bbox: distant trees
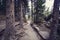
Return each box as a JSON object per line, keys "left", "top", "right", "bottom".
{"left": 34, "top": 0, "right": 45, "bottom": 24}
{"left": 0, "top": 0, "right": 6, "bottom": 15}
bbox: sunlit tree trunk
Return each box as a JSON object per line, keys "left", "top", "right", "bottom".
{"left": 48, "top": 0, "right": 59, "bottom": 40}
{"left": 31, "top": 0, "right": 34, "bottom": 24}
{"left": 4, "top": 0, "right": 15, "bottom": 40}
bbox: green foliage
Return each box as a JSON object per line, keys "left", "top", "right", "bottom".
{"left": 43, "top": 8, "right": 51, "bottom": 17}
{"left": 37, "top": 0, "right": 45, "bottom": 17}
{"left": 38, "top": 0, "right": 45, "bottom": 10}
{"left": 34, "top": 0, "right": 45, "bottom": 23}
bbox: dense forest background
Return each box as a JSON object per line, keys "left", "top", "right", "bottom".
{"left": 0, "top": 0, "right": 60, "bottom": 40}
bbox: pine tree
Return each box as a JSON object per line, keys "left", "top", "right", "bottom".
{"left": 34, "top": 0, "right": 45, "bottom": 23}
{"left": 48, "top": 0, "right": 59, "bottom": 40}
{"left": 4, "top": 0, "right": 15, "bottom": 40}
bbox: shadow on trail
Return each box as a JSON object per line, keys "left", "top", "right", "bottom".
{"left": 30, "top": 23, "right": 46, "bottom": 40}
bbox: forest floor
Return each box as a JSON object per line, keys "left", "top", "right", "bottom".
{"left": 20, "top": 21, "right": 41, "bottom": 40}
{"left": 0, "top": 20, "right": 50, "bottom": 40}
{"left": 20, "top": 20, "right": 50, "bottom": 40}
{"left": 0, "top": 20, "right": 41, "bottom": 40}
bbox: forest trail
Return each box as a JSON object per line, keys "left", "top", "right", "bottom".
{"left": 0, "top": 20, "right": 41, "bottom": 40}
{"left": 0, "top": 20, "right": 49, "bottom": 40}
{"left": 20, "top": 20, "right": 41, "bottom": 40}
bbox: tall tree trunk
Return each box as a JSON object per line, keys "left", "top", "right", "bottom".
{"left": 31, "top": 0, "right": 35, "bottom": 23}
{"left": 23, "top": 4, "right": 27, "bottom": 23}
{"left": 4, "top": 0, "right": 15, "bottom": 40}
{"left": 48, "top": 0, "right": 59, "bottom": 40}
{"left": 18, "top": 0, "right": 23, "bottom": 28}
{"left": 14, "top": 1, "right": 24, "bottom": 39}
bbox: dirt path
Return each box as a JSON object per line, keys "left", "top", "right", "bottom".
{"left": 20, "top": 21, "right": 40, "bottom": 40}
{"left": 0, "top": 20, "right": 40, "bottom": 40}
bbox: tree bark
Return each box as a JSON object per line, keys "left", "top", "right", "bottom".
{"left": 48, "top": 0, "right": 59, "bottom": 40}
{"left": 23, "top": 4, "right": 27, "bottom": 23}
{"left": 18, "top": 0, "right": 23, "bottom": 28}
{"left": 4, "top": 0, "right": 15, "bottom": 40}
